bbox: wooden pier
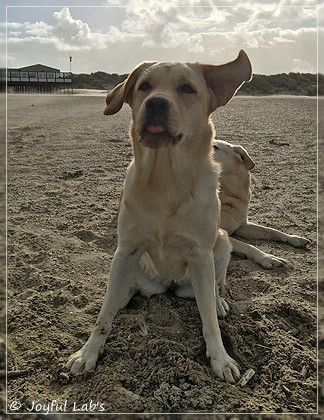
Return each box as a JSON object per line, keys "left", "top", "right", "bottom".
{"left": 0, "top": 64, "right": 73, "bottom": 93}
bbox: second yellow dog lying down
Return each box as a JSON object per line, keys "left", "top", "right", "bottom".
{"left": 213, "top": 140, "right": 310, "bottom": 269}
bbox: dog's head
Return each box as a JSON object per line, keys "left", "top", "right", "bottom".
{"left": 104, "top": 50, "right": 252, "bottom": 150}
{"left": 213, "top": 140, "right": 255, "bottom": 172}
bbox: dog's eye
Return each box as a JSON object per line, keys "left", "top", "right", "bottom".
{"left": 138, "top": 81, "right": 151, "bottom": 92}
{"left": 179, "top": 84, "right": 196, "bottom": 94}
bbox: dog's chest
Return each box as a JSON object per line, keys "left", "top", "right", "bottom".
{"left": 119, "top": 159, "right": 220, "bottom": 280}
{"left": 142, "top": 230, "right": 194, "bottom": 281}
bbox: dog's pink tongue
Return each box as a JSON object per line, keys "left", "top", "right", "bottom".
{"left": 146, "top": 124, "right": 165, "bottom": 134}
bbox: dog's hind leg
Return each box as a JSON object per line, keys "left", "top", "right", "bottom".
{"left": 176, "top": 228, "right": 231, "bottom": 318}
{"left": 120, "top": 259, "right": 170, "bottom": 309}
{"left": 230, "top": 237, "right": 287, "bottom": 269}
{"left": 120, "top": 284, "right": 138, "bottom": 309}
{"left": 175, "top": 282, "right": 195, "bottom": 298}
{"left": 175, "top": 280, "right": 229, "bottom": 318}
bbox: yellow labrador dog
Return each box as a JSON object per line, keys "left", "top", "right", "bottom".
{"left": 66, "top": 50, "right": 252, "bottom": 383}
{"left": 213, "top": 140, "right": 310, "bottom": 268}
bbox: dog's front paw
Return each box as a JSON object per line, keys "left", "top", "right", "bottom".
{"left": 66, "top": 344, "right": 99, "bottom": 375}
{"left": 216, "top": 296, "right": 230, "bottom": 318}
{"left": 288, "top": 235, "right": 310, "bottom": 248}
{"left": 210, "top": 354, "right": 240, "bottom": 384}
{"left": 259, "top": 253, "right": 287, "bottom": 269}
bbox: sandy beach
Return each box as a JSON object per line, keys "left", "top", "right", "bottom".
{"left": 6, "top": 92, "right": 319, "bottom": 414}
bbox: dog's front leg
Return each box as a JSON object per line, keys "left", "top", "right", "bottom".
{"left": 66, "top": 246, "right": 143, "bottom": 374}
{"left": 230, "top": 237, "right": 287, "bottom": 269}
{"left": 190, "top": 251, "right": 240, "bottom": 384}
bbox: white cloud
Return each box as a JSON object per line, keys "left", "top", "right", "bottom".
{"left": 5, "top": 7, "right": 113, "bottom": 54}
{"left": 2, "top": 22, "right": 26, "bottom": 29}
{"left": 277, "top": 0, "right": 317, "bottom": 6}
{"left": 2, "top": 3, "right": 319, "bottom": 74}
{"left": 178, "top": 7, "right": 230, "bottom": 28}
{"left": 25, "top": 21, "right": 52, "bottom": 37}
{"left": 53, "top": 8, "right": 91, "bottom": 42}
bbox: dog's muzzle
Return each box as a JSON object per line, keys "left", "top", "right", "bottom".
{"left": 138, "top": 96, "right": 183, "bottom": 149}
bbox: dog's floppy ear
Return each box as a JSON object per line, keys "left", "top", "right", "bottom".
{"left": 103, "top": 82, "right": 126, "bottom": 115}
{"left": 233, "top": 145, "right": 255, "bottom": 170}
{"left": 199, "top": 50, "right": 252, "bottom": 111}
{"left": 103, "top": 62, "right": 155, "bottom": 115}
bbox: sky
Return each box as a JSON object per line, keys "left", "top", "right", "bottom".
{"left": 0, "top": 0, "right": 323, "bottom": 76}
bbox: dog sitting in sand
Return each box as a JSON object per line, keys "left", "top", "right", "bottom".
{"left": 66, "top": 50, "right": 252, "bottom": 383}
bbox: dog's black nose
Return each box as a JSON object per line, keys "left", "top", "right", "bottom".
{"left": 145, "top": 96, "right": 170, "bottom": 113}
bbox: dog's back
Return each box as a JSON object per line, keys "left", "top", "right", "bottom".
{"left": 213, "top": 140, "right": 254, "bottom": 233}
